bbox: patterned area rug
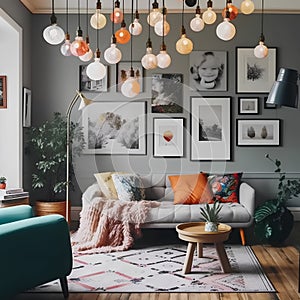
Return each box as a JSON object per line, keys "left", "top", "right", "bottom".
{"left": 35, "top": 244, "right": 275, "bottom": 293}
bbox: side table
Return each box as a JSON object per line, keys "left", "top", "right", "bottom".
{"left": 176, "top": 222, "right": 232, "bottom": 274}
{"left": 0, "top": 197, "right": 30, "bottom": 208}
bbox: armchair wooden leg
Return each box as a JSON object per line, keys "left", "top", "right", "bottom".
{"left": 239, "top": 228, "right": 246, "bottom": 246}
{"left": 59, "top": 277, "right": 69, "bottom": 299}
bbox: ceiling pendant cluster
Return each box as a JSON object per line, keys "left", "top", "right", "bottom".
{"left": 43, "top": 0, "right": 263, "bottom": 97}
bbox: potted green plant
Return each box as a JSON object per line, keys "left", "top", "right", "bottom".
{"left": 0, "top": 177, "right": 7, "bottom": 189}
{"left": 200, "top": 201, "right": 222, "bottom": 232}
{"left": 254, "top": 154, "right": 300, "bottom": 245}
{"left": 27, "top": 112, "right": 85, "bottom": 217}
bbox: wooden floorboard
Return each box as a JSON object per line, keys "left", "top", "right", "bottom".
{"left": 13, "top": 245, "right": 299, "bottom": 300}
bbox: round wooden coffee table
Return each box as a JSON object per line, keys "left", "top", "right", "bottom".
{"left": 176, "top": 222, "right": 232, "bottom": 274}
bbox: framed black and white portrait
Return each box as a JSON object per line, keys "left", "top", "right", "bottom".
{"left": 189, "top": 51, "right": 227, "bottom": 91}
{"left": 151, "top": 73, "right": 183, "bottom": 113}
{"left": 236, "top": 47, "right": 276, "bottom": 93}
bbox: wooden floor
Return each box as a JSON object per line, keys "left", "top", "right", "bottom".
{"left": 13, "top": 245, "right": 299, "bottom": 300}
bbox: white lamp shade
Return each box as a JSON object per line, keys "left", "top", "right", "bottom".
{"left": 43, "top": 24, "right": 65, "bottom": 45}
{"left": 141, "top": 48, "right": 157, "bottom": 69}
{"left": 154, "top": 19, "right": 170, "bottom": 36}
{"left": 86, "top": 58, "right": 106, "bottom": 81}
{"left": 216, "top": 19, "right": 236, "bottom": 41}
{"left": 129, "top": 19, "right": 143, "bottom": 36}
{"left": 121, "top": 77, "right": 140, "bottom": 98}
{"left": 240, "top": 0, "right": 255, "bottom": 14}
{"left": 254, "top": 42, "right": 268, "bottom": 58}
{"left": 157, "top": 50, "right": 171, "bottom": 69}
{"left": 147, "top": 10, "right": 163, "bottom": 27}
{"left": 79, "top": 48, "right": 94, "bottom": 62}
{"left": 202, "top": 8, "right": 217, "bottom": 25}
{"left": 104, "top": 43, "right": 122, "bottom": 64}
{"left": 176, "top": 35, "right": 193, "bottom": 55}
{"left": 60, "top": 39, "right": 72, "bottom": 56}
{"left": 190, "top": 15, "right": 205, "bottom": 32}
{"left": 90, "top": 10, "right": 107, "bottom": 29}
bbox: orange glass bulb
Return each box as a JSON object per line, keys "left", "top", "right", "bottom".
{"left": 115, "top": 27, "right": 131, "bottom": 44}
{"left": 110, "top": 8, "right": 123, "bottom": 24}
{"left": 222, "top": 4, "right": 238, "bottom": 20}
{"left": 71, "top": 36, "right": 89, "bottom": 56}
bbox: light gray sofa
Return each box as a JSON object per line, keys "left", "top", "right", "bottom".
{"left": 82, "top": 174, "right": 255, "bottom": 245}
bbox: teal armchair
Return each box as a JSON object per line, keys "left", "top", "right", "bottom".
{"left": 0, "top": 205, "right": 73, "bottom": 299}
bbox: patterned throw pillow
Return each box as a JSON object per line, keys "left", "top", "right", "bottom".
{"left": 111, "top": 174, "right": 146, "bottom": 202}
{"left": 208, "top": 173, "right": 243, "bottom": 203}
{"left": 168, "top": 173, "right": 214, "bottom": 205}
{"left": 94, "top": 172, "right": 122, "bottom": 199}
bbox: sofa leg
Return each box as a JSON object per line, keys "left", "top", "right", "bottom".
{"left": 239, "top": 228, "right": 246, "bottom": 246}
{"left": 59, "top": 277, "right": 69, "bottom": 299}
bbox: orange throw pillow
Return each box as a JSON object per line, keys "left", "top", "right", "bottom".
{"left": 168, "top": 173, "right": 214, "bottom": 204}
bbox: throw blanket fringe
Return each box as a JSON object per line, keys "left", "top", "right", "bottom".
{"left": 72, "top": 198, "right": 160, "bottom": 254}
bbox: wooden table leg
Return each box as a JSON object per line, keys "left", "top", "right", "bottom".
{"left": 183, "top": 242, "right": 196, "bottom": 274}
{"left": 215, "top": 242, "right": 231, "bottom": 273}
{"left": 197, "top": 243, "right": 203, "bottom": 258}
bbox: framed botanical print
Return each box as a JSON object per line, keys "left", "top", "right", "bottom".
{"left": 236, "top": 119, "right": 281, "bottom": 146}
{"left": 82, "top": 101, "right": 146, "bottom": 155}
{"left": 238, "top": 97, "right": 259, "bottom": 115}
{"left": 190, "top": 96, "right": 231, "bottom": 160}
{"left": 0, "top": 76, "right": 7, "bottom": 108}
{"left": 79, "top": 65, "right": 109, "bottom": 93}
{"left": 153, "top": 118, "right": 185, "bottom": 157}
{"left": 189, "top": 51, "right": 227, "bottom": 91}
{"left": 236, "top": 47, "right": 276, "bottom": 93}
{"left": 116, "top": 61, "right": 144, "bottom": 93}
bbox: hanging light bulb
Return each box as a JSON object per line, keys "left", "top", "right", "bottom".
{"left": 157, "top": 44, "right": 171, "bottom": 69}
{"left": 129, "top": 11, "right": 143, "bottom": 36}
{"left": 142, "top": 39, "right": 157, "bottom": 69}
{"left": 254, "top": 0, "right": 268, "bottom": 58}
{"left": 202, "top": 0, "right": 217, "bottom": 25}
{"left": 60, "top": 34, "right": 72, "bottom": 56}
{"left": 121, "top": 68, "right": 140, "bottom": 98}
{"left": 190, "top": 3, "right": 205, "bottom": 32}
{"left": 86, "top": 49, "right": 107, "bottom": 80}
{"left": 115, "top": 20, "right": 131, "bottom": 44}
{"left": 240, "top": 0, "right": 255, "bottom": 15}
{"left": 71, "top": 28, "right": 89, "bottom": 56}
{"left": 147, "top": 0, "right": 163, "bottom": 27}
{"left": 90, "top": 0, "right": 107, "bottom": 29}
{"left": 79, "top": 37, "right": 93, "bottom": 61}
{"left": 222, "top": 0, "right": 238, "bottom": 20}
{"left": 154, "top": 7, "right": 170, "bottom": 36}
{"left": 110, "top": 0, "right": 123, "bottom": 23}
{"left": 43, "top": 0, "right": 65, "bottom": 45}
{"left": 216, "top": 8, "right": 236, "bottom": 41}
{"left": 104, "top": 35, "right": 122, "bottom": 64}
{"left": 176, "top": 27, "right": 193, "bottom": 55}
{"left": 60, "top": 0, "right": 71, "bottom": 56}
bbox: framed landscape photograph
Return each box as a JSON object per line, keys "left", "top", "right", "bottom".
{"left": 82, "top": 101, "right": 146, "bottom": 155}
{"left": 189, "top": 51, "right": 227, "bottom": 91}
{"left": 238, "top": 97, "right": 259, "bottom": 115}
{"left": 116, "top": 61, "right": 144, "bottom": 92}
{"left": 190, "top": 96, "right": 231, "bottom": 160}
{"left": 153, "top": 118, "right": 185, "bottom": 157}
{"left": 236, "top": 119, "right": 281, "bottom": 146}
{"left": 151, "top": 73, "right": 183, "bottom": 113}
{"left": 23, "top": 88, "right": 32, "bottom": 127}
{"left": 0, "top": 75, "right": 7, "bottom": 109}
{"left": 236, "top": 48, "right": 276, "bottom": 93}
{"left": 80, "top": 65, "right": 108, "bottom": 93}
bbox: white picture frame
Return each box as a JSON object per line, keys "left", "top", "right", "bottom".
{"left": 190, "top": 96, "right": 231, "bottom": 161}
{"left": 80, "top": 65, "right": 108, "bottom": 93}
{"left": 23, "top": 87, "right": 31, "bottom": 127}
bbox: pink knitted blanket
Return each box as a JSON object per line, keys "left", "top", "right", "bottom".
{"left": 72, "top": 198, "right": 159, "bottom": 254}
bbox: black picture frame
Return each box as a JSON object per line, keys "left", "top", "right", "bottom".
{"left": 238, "top": 97, "right": 259, "bottom": 115}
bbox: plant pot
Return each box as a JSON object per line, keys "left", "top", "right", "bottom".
{"left": 204, "top": 222, "right": 218, "bottom": 232}
{"left": 0, "top": 183, "right": 6, "bottom": 189}
{"left": 35, "top": 200, "right": 70, "bottom": 219}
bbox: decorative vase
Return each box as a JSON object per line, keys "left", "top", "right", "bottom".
{"left": 204, "top": 222, "right": 218, "bottom": 232}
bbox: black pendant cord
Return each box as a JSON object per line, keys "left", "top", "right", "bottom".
{"left": 78, "top": 0, "right": 81, "bottom": 29}
{"left": 261, "top": 0, "right": 265, "bottom": 38}
{"left": 148, "top": 0, "right": 151, "bottom": 39}
{"left": 122, "top": 0, "right": 125, "bottom": 23}
{"left": 50, "top": 0, "right": 57, "bottom": 24}
{"left": 181, "top": 0, "right": 184, "bottom": 28}
{"left": 66, "top": 0, "right": 69, "bottom": 34}
{"left": 130, "top": 0, "right": 134, "bottom": 70}
{"left": 162, "top": 0, "right": 165, "bottom": 47}
{"left": 111, "top": 0, "right": 114, "bottom": 37}
{"left": 86, "top": 0, "right": 89, "bottom": 37}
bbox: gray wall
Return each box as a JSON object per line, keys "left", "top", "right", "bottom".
{"left": 28, "top": 12, "right": 300, "bottom": 208}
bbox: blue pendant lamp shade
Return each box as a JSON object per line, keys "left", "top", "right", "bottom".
{"left": 266, "top": 68, "right": 299, "bottom": 108}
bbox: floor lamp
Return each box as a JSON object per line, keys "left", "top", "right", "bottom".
{"left": 66, "top": 90, "right": 93, "bottom": 223}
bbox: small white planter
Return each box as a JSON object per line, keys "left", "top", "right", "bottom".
{"left": 204, "top": 222, "right": 218, "bottom": 232}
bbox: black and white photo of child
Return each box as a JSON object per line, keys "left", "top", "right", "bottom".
{"left": 189, "top": 51, "right": 227, "bottom": 91}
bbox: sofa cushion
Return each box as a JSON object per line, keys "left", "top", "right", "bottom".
{"left": 208, "top": 173, "right": 242, "bottom": 203}
{"left": 168, "top": 173, "right": 214, "bottom": 204}
{"left": 94, "top": 172, "right": 119, "bottom": 199}
{"left": 112, "top": 173, "right": 146, "bottom": 202}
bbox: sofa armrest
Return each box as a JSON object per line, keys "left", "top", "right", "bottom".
{"left": 0, "top": 214, "right": 73, "bottom": 298}
{"left": 0, "top": 205, "right": 33, "bottom": 225}
{"left": 239, "top": 182, "right": 255, "bottom": 217}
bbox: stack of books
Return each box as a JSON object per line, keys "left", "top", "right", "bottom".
{"left": 0, "top": 188, "right": 29, "bottom": 201}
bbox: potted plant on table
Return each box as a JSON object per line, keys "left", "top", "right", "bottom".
{"left": 27, "top": 112, "right": 85, "bottom": 218}
{"left": 0, "top": 177, "right": 7, "bottom": 189}
{"left": 254, "top": 154, "right": 300, "bottom": 245}
{"left": 200, "top": 200, "right": 222, "bottom": 232}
